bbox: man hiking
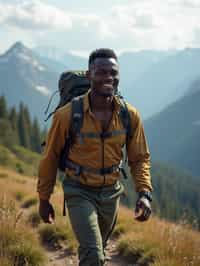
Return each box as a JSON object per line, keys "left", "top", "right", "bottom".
{"left": 37, "top": 48, "right": 153, "bottom": 266}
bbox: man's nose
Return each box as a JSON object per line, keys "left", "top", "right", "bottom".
{"left": 104, "top": 73, "right": 113, "bottom": 82}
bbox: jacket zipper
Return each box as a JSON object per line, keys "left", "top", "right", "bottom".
{"left": 101, "top": 133, "right": 105, "bottom": 186}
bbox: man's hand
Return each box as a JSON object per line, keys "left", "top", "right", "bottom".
{"left": 134, "top": 192, "right": 152, "bottom": 222}
{"left": 39, "top": 199, "right": 55, "bottom": 224}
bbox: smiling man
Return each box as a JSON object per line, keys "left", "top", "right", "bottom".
{"left": 37, "top": 48, "right": 153, "bottom": 266}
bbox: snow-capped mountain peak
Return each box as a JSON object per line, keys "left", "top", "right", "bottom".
{"left": 0, "top": 41, "right": 46, "bottom": 71}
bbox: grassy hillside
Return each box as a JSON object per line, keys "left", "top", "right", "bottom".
{"left": 0, "top": 144, "right": 41, "bottom": 176}
{"left": 0, "top": 166, "right": 200, "bottom": 266}
{"left": 121, "top": 161, "right": 200, "bottom": 228}
{"left": 151, "top": 162, "right": 200, "bottom": 223}
{"left": 1, "top": 143, "right": 199, "bottom": 228}
{"left": 0, "top": 167, "right": 46, "bottom": 266}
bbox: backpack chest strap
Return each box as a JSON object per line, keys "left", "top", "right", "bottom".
{"left": 65, "top": 159, "right": 122, "bottom": 176}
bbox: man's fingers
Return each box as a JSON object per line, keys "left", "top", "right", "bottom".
{"left": 134, "top": 207, "right": 143, "bottom": 218}
{"left": 43, "top": 215, "right": 54, "bottom": 224}
{"left": 39, "top": 201, "right": 55, "bottom": 224}
{"left": 145, "top": 208, "right": 151, "bottom": 219}
{"left": 41, "top": 215, "right": 50, "bottom": 223}
{"left": 49, "top": 214, "right": 55, "bottom": 224}
{"left": 134, "top": 198, "right": 152, "bottom": 222}
{"left": 135, "top": 200, "right": 143, "bottom": 215}
{"left": 50, "top": 207, "right": 55, "bottom": 219}
{"left": 142, "top": 208, "right": 151, "bottom": 220}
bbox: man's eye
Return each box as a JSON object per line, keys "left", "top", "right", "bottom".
{"left": 112, "top": 70, "right": 118, "bottom": 76}
{"left": 112, "top": 71, "right": 117, "bottom": 75}
{"left": 96, "top": 70, "right": 104, "bottom": 74}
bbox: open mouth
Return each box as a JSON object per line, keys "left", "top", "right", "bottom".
{"left": 102, "top": 83, "right": 113, "bottom": 89}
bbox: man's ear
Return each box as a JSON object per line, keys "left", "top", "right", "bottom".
{"left": 86, "top": 70, "right": 90, "bottom": 81}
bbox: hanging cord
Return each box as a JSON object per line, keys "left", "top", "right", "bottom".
{"left": 44, "top": 90, "right": 59, "bottom": 115}
{"left": 44, "top": 90, "right": 59, "bottom": 121}
{"left": 44, "top": 110, "right": 57, "bottom": 122}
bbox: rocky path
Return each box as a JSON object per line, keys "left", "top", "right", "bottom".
{"left": 45, "top": 239, "right": 134, "bottom": 266}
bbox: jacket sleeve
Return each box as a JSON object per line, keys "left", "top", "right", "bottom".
{"left": 37, "top": 110, "right": 69, "bottom": 200}
{"left": 126, "top": 108, "right": 153, "bottom": 193}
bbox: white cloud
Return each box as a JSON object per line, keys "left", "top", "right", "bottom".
{"left": 133, "top": 13, "right": 157, "bottom": 30}
{"left": 193, "top": 28, "right": 200, "bottom": 45}
{"left": 35, "top": 85, "right": 50, "bottom": 96}
{"left": 177, "top": 0, "right": 200, "bottom": 8}
{"left": 107, "top": 0, "right": 200, "bottom": 49}
{"left": 0, "top": 0, "right": 72, "bottom": 31}
{"left": 0, "top": 0, "right": 200, "bottom": 51}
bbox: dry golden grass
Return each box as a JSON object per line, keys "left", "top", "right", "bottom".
{"left": 0, "top": 166, "right": 35, "bottom": 199}
{"left": 0, "top": 196, "right": 46, "bottom": 266}
{"left": 0, "top": 166, "right": 78, "bottom": 259}
{"left": 115, "top": 207, "right": 200, "bottom": 266}
{"left": 1, "top": 165, "right": 200, "bottom": 266}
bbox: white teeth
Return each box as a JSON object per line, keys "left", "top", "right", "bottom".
{"left": 103, "top": 84, "right": 113, "bottom": 86}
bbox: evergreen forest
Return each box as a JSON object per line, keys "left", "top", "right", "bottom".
{"left": 0, "top": 95, "right": 45, "bottom": 153}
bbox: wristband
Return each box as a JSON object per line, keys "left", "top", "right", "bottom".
{"left": 138, "top": 191, "right": 152, "bottom": 202}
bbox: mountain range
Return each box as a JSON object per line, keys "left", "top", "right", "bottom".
{"left": 0, "top": 41, "right": 199, "bottom": 176}
{"left": 145, "top": 78, "right": 200, "bottom": 177}
{"left": 1, "top": 42, "right": 200, "bottom": 120}
{"left": 0, "top": 42, "right": 61, "bottom": 122}
{"left": 122, "top": 48, "right": 200, "bottom": 118}
{"left": 34, "top": 44, "right": 200, "bottom": 119}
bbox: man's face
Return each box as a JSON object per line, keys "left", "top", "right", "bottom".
{"left": 87, "top": 57, "right": 119, "bottom": 97}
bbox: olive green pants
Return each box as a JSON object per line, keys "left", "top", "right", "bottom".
{"left": 62, "top": 179, "right": 124, "bottom": 266}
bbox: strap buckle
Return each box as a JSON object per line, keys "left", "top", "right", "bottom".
{"left": 74, "top": 165, "right": 82, "bottom": 176}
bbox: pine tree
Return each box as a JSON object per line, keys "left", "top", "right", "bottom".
{"left": 0, "top": 119, "right": 16, "bottom": 148}
{"left": 23, "top": 105, "right": 32, "bottom": 140}
{"left": 18, "top": 102, "right": 31, "bottom": 148}
{"left": 0, "top": 95, "right": 8, "bottom": 119}
{"left": 31, "top": 117, "right": 42, "bottom": 152}
{"left": 8, "top": 106, "right": 19, "bottom": 144}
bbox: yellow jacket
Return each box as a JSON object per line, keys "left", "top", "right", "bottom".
{"left": 37, "top": 92, "right": 152, "bottom": 200}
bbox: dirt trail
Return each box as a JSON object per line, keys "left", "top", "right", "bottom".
{"left": 45, "top": 239, "right": 135, "bottom": 266}
{"left": 19, "top": 198, "right": 134, "bottom": 265}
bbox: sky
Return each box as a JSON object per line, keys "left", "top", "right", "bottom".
{"left": 0, "top": 0, "right": 200, "bottom": 56}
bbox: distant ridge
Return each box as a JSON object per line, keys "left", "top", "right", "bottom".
{"left": 0, "top": 41, "right": 60, "bottom": 123}
{"left": 145, "top": 78, "right": 200, "bottom": 177}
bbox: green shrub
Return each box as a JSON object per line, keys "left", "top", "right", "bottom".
{"left": 21, "top": 197, "right": 38, "bottom": 208}
{"left": 0, "top": 257, "right": 13, "bottom": 266}
{"left": 38, "top": 223, "right": 68, "bottom": 248}
{"left": 8, "top": 241, "right": 45, "bottom": 266}
{"left": 15, "top": 162, "right": 24, "bottom": 174}
{"left": 27, "top": 209, "right": 41, "bottom": 227}
{"left": 0, "top": 145, "right": 11, "bottom": 165}
{"left": 0, "top": 145, "right": 40, "bottom": 176}
{"left": 117, "top": 236, "right": 155, "bottom": 265}
{"left": 0, "top": 173, "right": 8, "bottom": 179}
{"left": 15, "top": 191, "right": 26, "bottom": 201}
{"left": 11, "top": 145, "right": 40, "bottom": 169}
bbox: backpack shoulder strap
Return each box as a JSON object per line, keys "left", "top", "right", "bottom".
{"left": 58, "top": 96, "right": 84, "bottom": 172}
{"left": 118, "top": 96, "right": 133, "bottom": 139}
{"left": 70, "top": 95, "right": 84, "bottom": 137}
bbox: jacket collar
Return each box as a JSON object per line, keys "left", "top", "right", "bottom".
{"left": 83, "top": 89, "right": 121, "bottom": 114}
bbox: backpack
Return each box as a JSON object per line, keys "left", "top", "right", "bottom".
{"left": 45, "top": 71, "right": 90, "bottom": 121}
{"left": 45, "top": 70, "right": 133, "bottom": 177}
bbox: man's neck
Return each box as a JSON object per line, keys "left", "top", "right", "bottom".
{"left": 89, "top": 91, "right": 114, "bottom": 111}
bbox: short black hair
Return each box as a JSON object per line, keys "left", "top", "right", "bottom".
{"left": 88, "top": 48, "right": 118, "bottom": 66}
